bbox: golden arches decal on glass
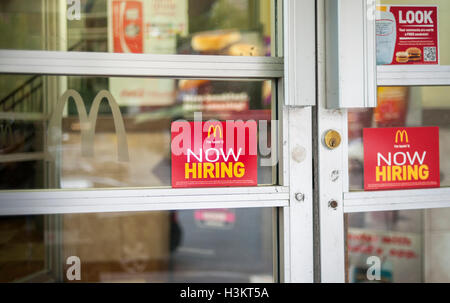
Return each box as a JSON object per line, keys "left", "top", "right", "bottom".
{"left": 48, "top": 89, "right": 129, "bottom": 162}
{"left": 48, "top": 89, "right": 90, "bottom": 159}
{"left": 85, "top": 90, "right": 129, "bottom": 162}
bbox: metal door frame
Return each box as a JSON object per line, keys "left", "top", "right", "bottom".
{"left": 317, "top": 0, "right": 450, "bottom": 282}
{"left": 0, "top": 0, "right": 317, "bottom": 283}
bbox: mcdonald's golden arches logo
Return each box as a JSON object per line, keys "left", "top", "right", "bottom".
{"left": 208, "top": 125, "right": 223, "bottom": 139}
{"left": 395, "top": 130, "right": 409, "bottom": 144}
{"left": 48, "top": 89, "right": 129, "bottom": 162}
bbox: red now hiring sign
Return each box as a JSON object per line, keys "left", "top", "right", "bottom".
{"left": 363, "top": 127, "right": 440, "bottom": 191}
{"left": 171, "top": 121, "right": 258, "bottom": 188}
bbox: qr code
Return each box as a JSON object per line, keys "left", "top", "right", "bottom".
{"left": 424, "top": 47, "right": 437, "bottom": 62}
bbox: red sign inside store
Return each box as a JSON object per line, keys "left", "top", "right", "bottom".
{"left": 363, "top": 127, "right": 440, "bottom": 191}
{"left": 377, "top": 5, "right": 439, "bottom": 65}
{"left": 112, "top": 1, "right": 144, "bottom": 53}
{"left": 171, "top": 121, "right": 258, "bottom": 188}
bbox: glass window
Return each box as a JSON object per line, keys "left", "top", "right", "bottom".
{"left": 0, "top": 0, "right": 276, "bottom": 57}
{"left": 347, "top": 207, "right": 450, "bottom": 283}
{"left": 0, "top": 74, "right": 277, "bottom": 190}
{"left": 348, "top": 86, "right": 450, "bottom": 191}
{"left": 0, "top": 208, "right": 274, "bottom": 282}
{"left": 0, "top": 215, "right": 46, "bottom": 282}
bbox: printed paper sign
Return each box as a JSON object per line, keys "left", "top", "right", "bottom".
{"left": 376, "top": 5, "right": 439, "bottom": 65}
{"left": 171, "top": 121, "right": 257, "bottom": 188}
{"left": 363, "top": 127, "right": 440, "bottom": 191}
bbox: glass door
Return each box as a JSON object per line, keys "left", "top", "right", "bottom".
{"left": 0, "top": 0, "right": 316, "bottom": 283}
{"left": 318, "top": 0, "right": 450, "bottom": 282}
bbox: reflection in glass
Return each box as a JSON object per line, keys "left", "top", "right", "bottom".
{"left": 347, "top": 208, "right": 450, "bottom": 283}
{"left": 0, "top": 74, "right": 276, "bottom": 190}
{"left": 0, "top": 208, "right": 274, "bottom": 283}
{"left": 0, "top": 0, "right": 275, "bottom": 57}
{"left": 0, "top": 216, "right": 45, "bottom": 282}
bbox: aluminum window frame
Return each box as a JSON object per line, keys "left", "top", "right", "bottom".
{"left": 378, "top": 65, "right": 450, "bottom": 86}
{"left": 342, "top": 74, "right": 450, "bottom": 213}
{"left": 318, "top": 0, "right": 450, "bottom": 283}
{"left": 0, "top": 50, "right": 284, "bottom": 79}
{"left": 0, "top": 186, "right": 290, "bottom": 215}
{"left": 0, "top": 0, "right": 317, "bottom": 283}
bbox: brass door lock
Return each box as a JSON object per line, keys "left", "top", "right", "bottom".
{"left": 324, "top": 130, "right": 341, "bottom": 149}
